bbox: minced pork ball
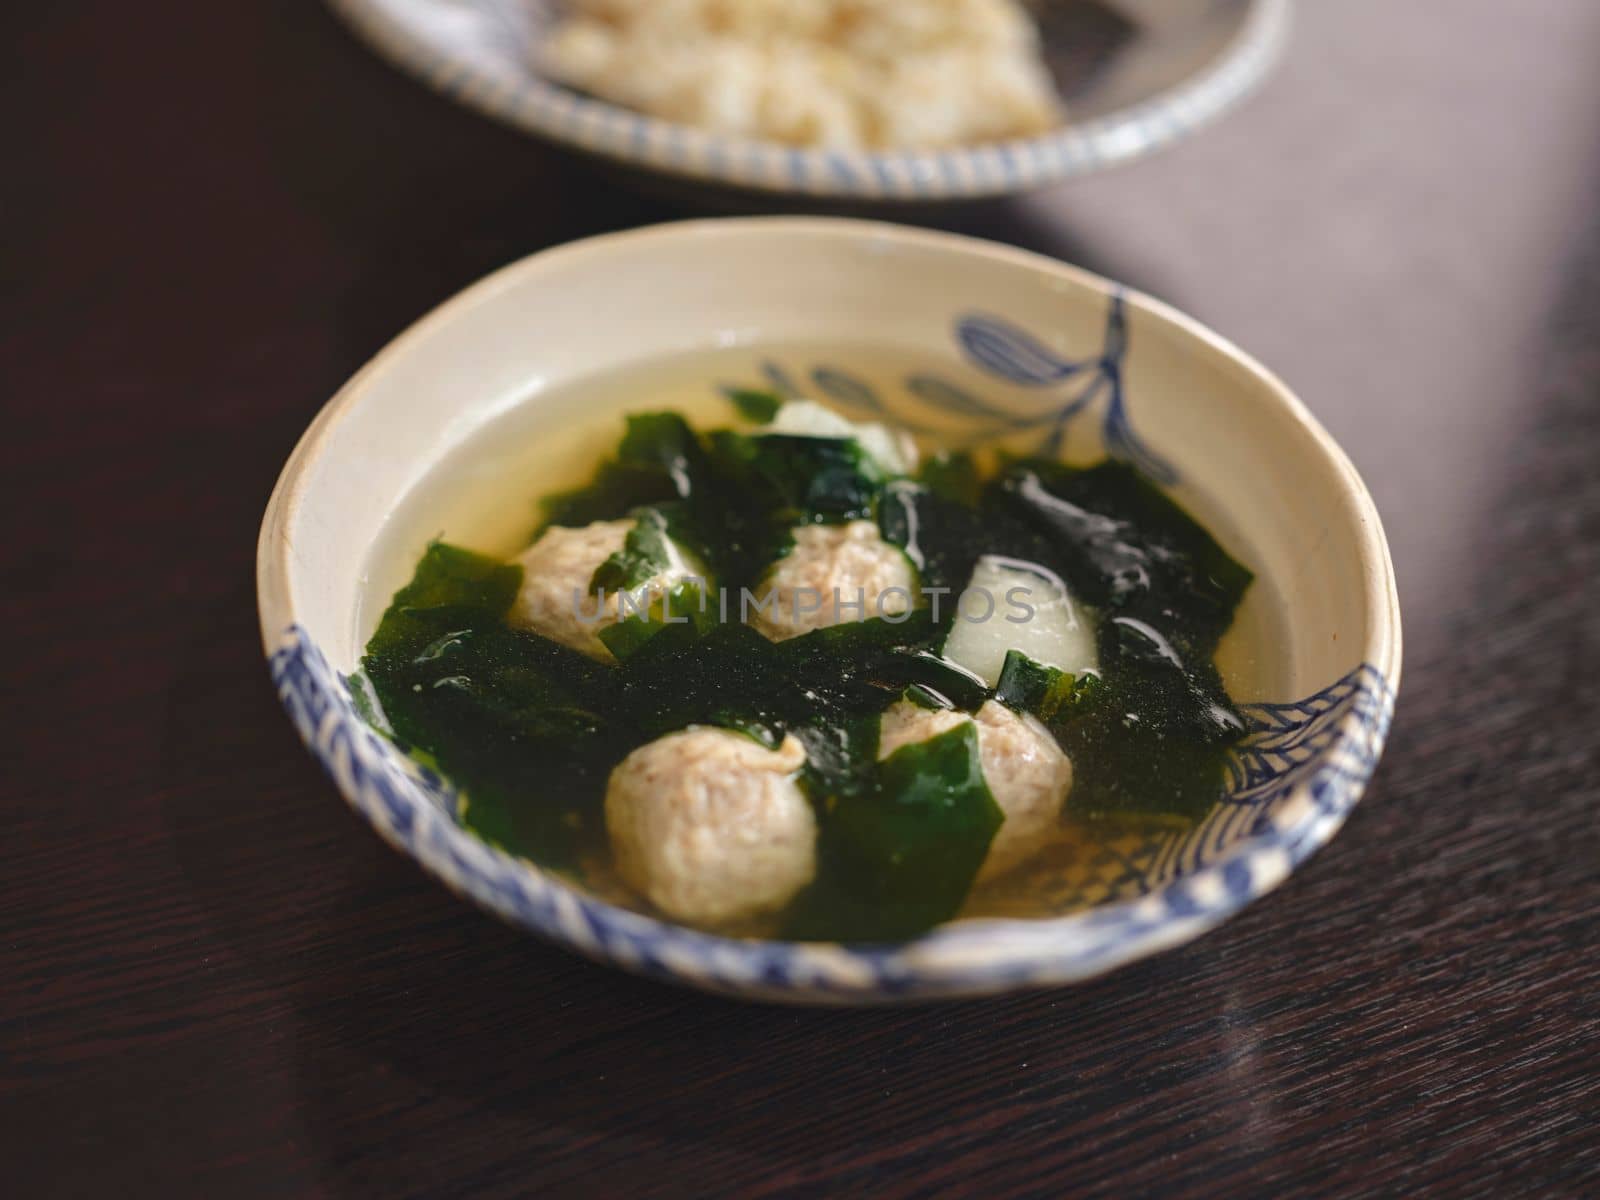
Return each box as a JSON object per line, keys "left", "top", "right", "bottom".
{"left": 879, "top": 699, "right": 1072, "bottom": 882}
{"left": 750, "top": 520, "right": 916, "bottom": 641}
{"left": 605, "top": 728, "right": 817, "bottom": 927}
{"left": 510, "top": 518, "right": 701, "bottom": 659}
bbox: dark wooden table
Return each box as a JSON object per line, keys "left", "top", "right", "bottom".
{"left": 7, "top": 2, "right": 1598, "bottom": 1196}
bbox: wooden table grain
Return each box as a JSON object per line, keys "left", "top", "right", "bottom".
{"left": 5, "top": 2, "right": 1598, "bottom": 1196}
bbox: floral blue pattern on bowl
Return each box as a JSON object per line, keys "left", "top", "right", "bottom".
{"left": 728, "top": 294, "right": 1176, "bottom": 482}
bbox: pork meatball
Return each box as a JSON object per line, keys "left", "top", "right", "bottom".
{"left": 606, "top": 728, "right": 816, "bottom": 927}
{"left": 750, "top": 520, "right": 917, "bottom": 641}
{"left": 510, "top": 518, "right": 699, "bottom": 659}
{"left": 879, "top": 699, "right": 1072, "bottom": 882}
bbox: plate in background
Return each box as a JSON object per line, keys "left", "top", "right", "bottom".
{"left": 327, "top": 0, "right": 1291, "bottom": 203}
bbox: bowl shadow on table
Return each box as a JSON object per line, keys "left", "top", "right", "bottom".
{"left": 162, "top": 577, "right": 1272, "bottom": 1196}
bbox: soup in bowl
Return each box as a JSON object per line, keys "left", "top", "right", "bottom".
{"left": 258, "top": 218, "right": 1400, "bottom": 1001}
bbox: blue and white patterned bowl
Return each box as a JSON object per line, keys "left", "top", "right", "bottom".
{"left": 325, "top": 0, "right": 1291, "bottom": 203}
{"left": 258, "top": 217, "right": 1400, "bottom": 1001}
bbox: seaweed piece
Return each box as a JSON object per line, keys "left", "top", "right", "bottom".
{"left": 591, "top": 505, "right": 680, "bottom": 592}
{"left": 918, "top": 449, "right": 984, "bottom": 507}
{"left": 594, "top": 579, "right": 715, "bottom": 662}
{"left": 362, "top": 543, "right": 621, "bottom": 867}
{"left": 542, "top": 413, "right": 762, "bottom": 591}
{"left": 539, "top": 465, "right": 677, "bottom": 531}
{"left": 726, "top": 387, "right": 784, "bottom": 423}
{"left": 707, "top": 430, "right": 886, "bottom": 525}
{"left": 877, "top": 482, "right": 989, "bottom": 606}
{"left": 539, "top": 412, "right": 710, "bottom": 532}
{"left": 791, "top": 712, "right": 882, "bottom": 809}
{"left": 364, "top": 541, "right": 522, "bottom": 657}
{"left": 891, "top": 649, "right": 991, "bottom": 712}
{"left": 786, "top": 723, "right": 1002, "bottom": 942}
{"left": 1046, "top": 654, "right": 1244, "bottom": 828}
{"left": 993, "top": 649, "right": 1100, "bottom": 722}
{"left": 770, "top": 612, "right": 944, "bottom": 718}
{"left": 586, "top": 502, "right": 714, "bottom": 650}
{"left": 990, "top": 459, "right": 1252, "bottom": 660}
{"left": 610, "top": 620, "right": 785, "bottom": 740}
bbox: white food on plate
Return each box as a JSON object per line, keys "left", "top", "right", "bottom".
{"left": 941, "top": 555, "right": 1098, "bottom": 686}
{"left": 606, "top": 728, "right": 817, "bottom": 926}
{"left": 509, "top": 518, "right": 701, "bottom": 659}
{"left": 766, "top": 399, "right": 919, "bottom": 476}
{"left": 539, "top": 0, "right": 1064, "bottom": 150}
{"left": 879, "top": 699, "right": 1073, "bottom": 883}
{"left": 750, "top": 519, "right": 917, "bottom": 641}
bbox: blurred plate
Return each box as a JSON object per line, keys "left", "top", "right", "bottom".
{"left": 328, "top": 0, "right": 1289, "bottom": 202}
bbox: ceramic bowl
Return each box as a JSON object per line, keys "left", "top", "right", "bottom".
{"left": 257, "top": 217, "right": 1400, "bottom": 1002}
{"left": 326, "top": 0, "right": 1291, "bottom": 204}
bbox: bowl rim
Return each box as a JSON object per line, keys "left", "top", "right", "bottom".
{"left": 258, "top": 215, "right": 1401, "bottom": 1002}
{"left": 323, "top": 0, "right": 1293, "bottom": 201}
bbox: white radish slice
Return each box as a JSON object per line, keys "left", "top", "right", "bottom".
{"left": 765, "top": 399, "right": 918, "bottom": 475}
{"left": 941, "top": 555, "right": 1098, "bottom": 687}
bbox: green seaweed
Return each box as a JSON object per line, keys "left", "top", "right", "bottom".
{"left": 707, "top": 431, "right": 888, "bottom": 525}
{"left": 590, "top": 506, "right": 680, "bottom": 592}
{"left": 361, "top": 543, "right": 620, "bottom": 867}
{"left": 786, "top": 723, "right": 1003, "bottom": 942}
{"left": 539, "top": 412, "right": 708, "bottom": 533}
{"left": 993, "top": 649, "right": 1101, "bottom": 723}
{"left": 918, "top": 449, "right": 984, "bottom": 507}
{"left": 726, "top": 387, "right": 784, "bottom": 423}
{"left": 990, "top": 459, "right": 1253, "bottom": 661}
